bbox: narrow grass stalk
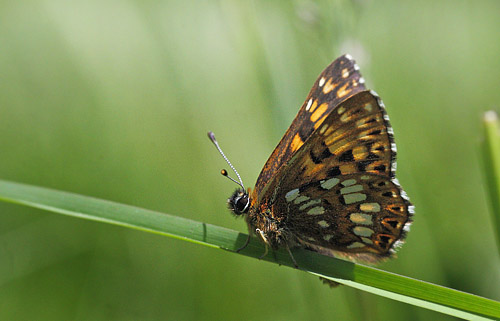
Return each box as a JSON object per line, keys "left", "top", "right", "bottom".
{"left": 0, "top": 179, "right": 499, "bottom": 320}
{"left": 482, "top": 111, "right": 500, "bottom": 254}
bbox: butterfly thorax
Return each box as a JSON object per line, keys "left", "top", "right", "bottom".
{"left": 247, "top": 202, "right": 292, "bottom": 249}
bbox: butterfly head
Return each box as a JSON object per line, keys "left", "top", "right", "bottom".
{"left": 228, "top": 188, "right": 250, "bottom": 215}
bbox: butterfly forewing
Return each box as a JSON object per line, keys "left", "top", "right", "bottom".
{"left": 260, "top": 91, "right": 395, "bottom": 203}
{"left": 253, "top": 55, "right": 366, "bottom": 199}
{"left": 283, "top": 90, "right": 395, "bottom": 186}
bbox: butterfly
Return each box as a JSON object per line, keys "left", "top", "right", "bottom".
{"left": 209, "top": 54, "right": 413, "bottom": 267}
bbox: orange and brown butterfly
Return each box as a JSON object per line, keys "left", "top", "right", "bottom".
{"left": 208, "top": 54, "right": 413, "bottom": 268}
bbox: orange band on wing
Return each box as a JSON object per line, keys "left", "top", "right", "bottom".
{"left": 290, "top": 133, "right": 304, "bottom": 152}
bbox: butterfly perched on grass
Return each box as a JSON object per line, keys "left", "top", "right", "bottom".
{"left": 209, "top": 54, "right": 413, "bottom": 268}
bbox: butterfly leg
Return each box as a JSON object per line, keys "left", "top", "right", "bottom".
{"left": 285, "top": 243, "right": 299, "bottom": 268}
{"left": 236, "top": 234, "right": 251, "bottom": 253}
{"left": 256, "top": 228, "right": 270, "bottom": 260}
{"left": 258, "top": 244, "right": 269, "bottom": 260}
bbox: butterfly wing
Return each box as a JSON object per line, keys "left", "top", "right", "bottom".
{"left": 265, "top": 90, "right": 413, "bottom": 261}
{"left": 253, "top": 55, "right": 366, "bottom": 198}
{"left": 282, "top": 173, "right": 411, "bottom": 262}
{"left": 278, "top": 90, "right": 397, "bottom": 188}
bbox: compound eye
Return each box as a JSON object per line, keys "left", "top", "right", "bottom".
{"left": 228, "top": 189, "right": 250, "bottom": 215}
{"left": 234, "top": 194, "right": 249, "bottom": 214}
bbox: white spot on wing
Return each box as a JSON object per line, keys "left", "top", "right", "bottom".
{"left": 347, "top": 242, "right": 364, "bottom": 249}
{"left": 319, "top": 77, "right": 326, "bottom": 87}
{"left": 341, "top": 179, "right": 357, "bottom": 187}
{"left": 353, "top": 226, "right": 374, "bottom": 237}
{"left": 359, "top": 202, "right": 381, "bottom": 212}
{"left": 285, "top": 188, "right": 299, "bottom": 202}
{"left": 361, "top": 237, "right": 373, "bottom": 245}
{"left": 340, "top": 185, "right": 363, "bottom": 195}
{"left": 393, "top": 239, "right": 405, "bottom": 249}
{"left": 350, "top": 213, "right": 372, "bottom": 225}
{"left": 317, "top": 220, "right": 329, "bottom": 228}
{"left": 320, "top": 177, "right": 340, "bottom": 190}
{"left": 294, "top": 195, "right": 310, "bottom": 204}
{"left": 299, "top": 199, "right": 321, "bottom": 210}
{"left": 306, "top": 98, "right": 313, "bottom": 111}
{"left": 343, "top": 193, "right": 367, "bottom": 204}
{"left": 308, "top": 206, "right": 325, "bottom": 215}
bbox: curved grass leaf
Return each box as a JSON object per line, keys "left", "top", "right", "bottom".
{"left": 0, "top": 179, "right": 499, "bottom": 320}
{"left": 482, "top": 111, "right": 500, "bottom": 254}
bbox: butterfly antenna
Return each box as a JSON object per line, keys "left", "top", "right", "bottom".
{"left": 207, "top": 131, "right": 245, "bottom": 190}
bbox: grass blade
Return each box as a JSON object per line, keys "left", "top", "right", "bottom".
{"left": 482, "top": 110, "right": 500, "bottom": 254}
{"left": 0, "top": 179, "right": 499, "bottom": 320}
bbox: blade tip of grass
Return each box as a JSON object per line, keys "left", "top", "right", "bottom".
{"left": 484, "top": 110, "right": 498, "bottom": 123}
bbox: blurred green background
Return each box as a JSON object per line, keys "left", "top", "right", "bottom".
{"left": 1, "top": 0, "right": 499, "bottom": 320}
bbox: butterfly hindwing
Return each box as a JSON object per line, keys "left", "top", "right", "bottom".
{"left": 253, "top": 55, "right": 366, "bottom": 199}
{"left": 280, "top": 173, "right": 411, "bottom": 262}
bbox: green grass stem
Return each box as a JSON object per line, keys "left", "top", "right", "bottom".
{"left": 482, "top": 111, "right": 500, "bottom": 255}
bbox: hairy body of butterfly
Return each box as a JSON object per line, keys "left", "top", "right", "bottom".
{"left": 224, "top": 54, "right": 413, "bottom": 267}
